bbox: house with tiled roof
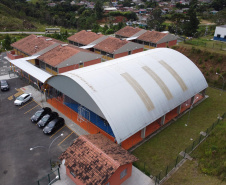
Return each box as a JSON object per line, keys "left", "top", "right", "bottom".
{"left": 67, "top": 30, "right": 107, "bottom": 49}
{"left": 115, "top": 26, "right": 177, "bottom": 49}
{"left": 93, "top": 37, "right": 144, "bottom": 60}
{"left": 115, "top": 26, "right": 146, "bottom": 39}
{"left": 37, "top": 44, "right": 101, "bottom": 74}
{"left": 60, "top": 134, "right": 138, "bottom": 185}
{"left": 135, "top": 30, "right": 177, "bottom": 49}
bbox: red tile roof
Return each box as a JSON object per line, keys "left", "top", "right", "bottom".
{"left": 94, "top": 37, "right": 129, "bottom": 53}
{"left": 115, "top": 26, "right": 142, "bottom": 38}
{"left": 37, "top": 44, "right": 93, "bottom": 67}
{"left": 60, "top": 134, "right": 138, "bottom": 185}
{"left": 67, "top": 30, "right": 104, "bottom": 45}
{"left": 137, "top": 31, "right": 168, "bottom": 43}
{"left": 11, "top": 35, "right": 62, "bottom": 56}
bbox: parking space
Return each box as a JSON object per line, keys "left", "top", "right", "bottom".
{"left": 0, "top": 77, "right": 78, "bottom": 185}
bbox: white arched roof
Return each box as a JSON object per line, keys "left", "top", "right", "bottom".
{"left": 46, "top": 48, "right": 208, "bottom": 144}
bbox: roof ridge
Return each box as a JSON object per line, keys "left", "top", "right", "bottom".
{"left": 82, "top": 136, "right": 121, "bottom": 168}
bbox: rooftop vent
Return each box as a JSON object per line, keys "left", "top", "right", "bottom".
{"left": 36, "top": 35, "right": 43, "bottom": 38}
{"left": 61, "top": 44, "right": 68, "bottom": 47}
{"left": 46, "top": 38, "right": 52, "bottom": 41}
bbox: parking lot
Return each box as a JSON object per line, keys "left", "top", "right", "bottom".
{"left": 0, "top": 77, "right": 78, "bottom": 185}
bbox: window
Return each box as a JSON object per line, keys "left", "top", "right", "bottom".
{"left": 52, "top": 67, "right": 58, "bottom": 72}
{"left": 217, "top": 34, "right": 221, "bottom": 38}
{"left": 120, "top": 168, "right": 127, "bottom": 179}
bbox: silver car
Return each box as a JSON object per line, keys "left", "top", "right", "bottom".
{"left": 14, "top": 93, "right": 32, "bottom": 106}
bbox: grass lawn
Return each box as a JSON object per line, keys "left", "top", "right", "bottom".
{"left": 132, "top": 87, "right": 226, "bottom": 177}
{"left": 163, "top": 118, "right": 226, "bottom": 184}
{"left": 179, "top": 38, "right": 226, "bottom": 56}
{"left": 162, "top": 160, "right": 226, "bottom": 185}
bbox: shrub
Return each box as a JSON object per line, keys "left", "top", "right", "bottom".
{"left": 217, "top": 56, "right": 223, "bottom": 63}
{"left": 198, "top": 59, "right": 202, "bottom": 64}
{"left": 209, "top": 67, "right": 214, "bottom": 73}
{"left": 216, "top": 67, "right": 220, "bottom": 73}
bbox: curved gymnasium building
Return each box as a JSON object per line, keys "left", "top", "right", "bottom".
{"left": 45, "top": 48, "right": 208, "bottom": 149}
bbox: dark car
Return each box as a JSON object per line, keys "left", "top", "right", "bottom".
{"left": 43, "top": 117, "right": 65, "bottom": 134}
{"left": 30, "top": 107, "right": 52, "bottom": 123}
{"left": 37, "top": 112, "right": 59, "bottom": 128}
{"left": 1, "top": 80, "right": 9, "bottom": 91}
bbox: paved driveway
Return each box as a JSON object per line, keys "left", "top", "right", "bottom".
{"left": 0, "top": 77, "right": 78, "bottom": 185}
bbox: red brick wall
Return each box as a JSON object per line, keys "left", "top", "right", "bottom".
{"left": 84, "top": 58, "right": 101, "bottom": 67}
{"left": 59, "top": 64, "right": 79, "bottom": 73}
{"left": 168, "top": 40, "right": 177, "bottom": 47}
{"left": 105, "top": 163, "right": 132, "bottom": 185}
{"left": 114, "top": 51, "right": 128, "bottom": 59}
{"left": 131, "top": 48, "right": 143, "bottom": 54}
{"left": 66, "top": 167, "right": 84, "bottom": 185}
{"left": 157, "top": 42, "right": 166, "bottom": 48}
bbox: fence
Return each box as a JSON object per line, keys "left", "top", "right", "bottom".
{"left": 133, "top": 113, "right": 226, "bottom": 185}
{"left": 154, "top": 112, "right": 225, "bottom": 184}
{"left": 184, "top": 40, "right": 226, "bottom": 51}
{"left": 37, "top": 167, "right": 60, "bottom": 185}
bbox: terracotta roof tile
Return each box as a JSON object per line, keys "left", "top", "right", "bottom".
{"left": 115, "top": 26, "right": 142, "bottom": 38}
{"left": 67, "top": 30, "right": 104, "bottom": 45}
{"left": 94, "top": 37, "right": 129, "bottom": 54}
{"left": 11, "top": 34, "right": 63, "bottom": 56}
{"left": 137, "top": 31, "right": 168, "bottom": 43}
{"left": 60, "top": 134, "right": 138, "bottom": 185}
{"left": 37, "top": 44, "right": 94, "bottom": 67}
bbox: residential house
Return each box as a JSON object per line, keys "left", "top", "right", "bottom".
{"left": 60, "top": 134, "right": 138, "bottom": 185}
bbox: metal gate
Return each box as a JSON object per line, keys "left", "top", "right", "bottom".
{"left": 77, "top": 106, "right": 90, "bottom": 123}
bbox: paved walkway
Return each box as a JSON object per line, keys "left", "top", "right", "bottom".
{"left": 4, "top": 75, "right": 154, "bottom": 185}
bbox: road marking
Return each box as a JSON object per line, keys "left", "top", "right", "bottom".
{"left": 65, "top": 125, "right": 76, "bottom": 134}
{"left": 49, "top": 125, "right": 66, "bottom": 138}
{"left": 24, "top": 104, "right": 40, "bottom": 114}
{"left": 33, "top": 99, "right": 42, "bottom": 107}
{"left": 19, "top": 100, "right": 34, "bottom": 109}
{"left": 8, "top": 89, "right": 24, "bottom": 100}
{"left": 58, "top": 131, "right": 73, "bottom": 146}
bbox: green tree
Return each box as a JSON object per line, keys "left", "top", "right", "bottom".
{"left": 3, "top": 35, "right": 12, "bottom": 50}
{"left": 94, "top": 0, "right": 103, "bottom": 20}
{"left": 182, "top": 0, "right": 199, "bottom": 37}
{"left": 147, "top": 8, "right": 165, "bottom": 31}
{"left": 214, "top": 8, "right": 226, "bottom": 25}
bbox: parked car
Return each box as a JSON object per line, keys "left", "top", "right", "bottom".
{"left": 37, "top": 112, "right": 59, "bottom": 128}
{"left": 30, "top": 107, "right": 52, "bottom": 123}
{"left": 1, "top": 80, "right": 9, "bottom": 91}
{"left": 14, "top": 93, "right": 32, "bottom": 106}
{"left": 43, "top": 117, "right": 65, "bottom": 134}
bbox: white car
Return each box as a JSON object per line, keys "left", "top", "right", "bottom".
{"left": 14, "top": 93, "right": 32, "bottom": 106}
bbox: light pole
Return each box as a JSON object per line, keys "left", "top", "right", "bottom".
{"left": 34, "top": 82, "right": 43, "bottom": 107}
{"left": 30, "top": 133, "right": 63, "bottom": 170}
{"left": 216, "top": 72, "right": 225, "bottom": 96}
{"left": 185, "top": 97, "right": 199, "bottom": 126}
{"left": 48, "top": 175, "right": 59, "bottom": 185}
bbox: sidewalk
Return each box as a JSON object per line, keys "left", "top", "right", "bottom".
{"left": 20, "top": 84, "right": 155, "bottom": 185}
